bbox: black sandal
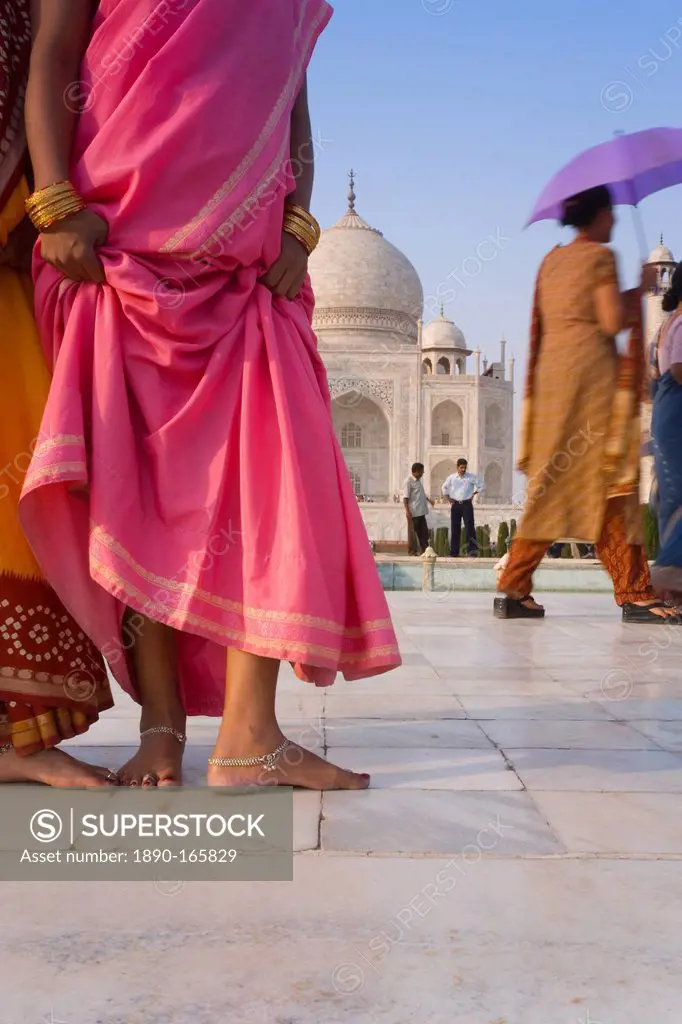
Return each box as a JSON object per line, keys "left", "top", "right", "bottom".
{"left": 494, "top": 595, "right": 545, "bottom": 619}
{"left": 622, "top": 601, "right": 682, "bottom": 624}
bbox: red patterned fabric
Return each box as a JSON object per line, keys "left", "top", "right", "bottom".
{"left": 0, "top": 0, "right": 31, "bottom": 210}
{"left": 499, "top": 498, "right": 654, "bottom": 606}
{"left": 0, "top": 574, "right": 112, "bottom": 756}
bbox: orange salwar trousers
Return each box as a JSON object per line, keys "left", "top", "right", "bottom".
{"left": 499, "top": 498, "right": 655, "bottom": 606}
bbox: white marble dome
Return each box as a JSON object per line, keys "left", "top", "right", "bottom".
{"left": 310, "top": 178, "right": 423, "bottom": 342}
{"left": 647, "top": 236, "right": 675, "bottom": 264}
{"left": 422, "top": 311, "right": 467, "bottom": 350}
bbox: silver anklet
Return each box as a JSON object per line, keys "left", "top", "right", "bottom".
{"left": 0, "top": 744, "right": 13, "bottom": 755}
{"left": 208, "top": 739, "right": 290, "bottom": 772}
{"left": 140, "top": 726, "right": 186, "bottom": 745}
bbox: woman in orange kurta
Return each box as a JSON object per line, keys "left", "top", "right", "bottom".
{"left": 497, "top": 185, "right": 678, "bottom": 623}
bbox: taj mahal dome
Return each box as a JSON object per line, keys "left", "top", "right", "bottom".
{"left": 308, "top": 173, "right": 517, "bottom": 543}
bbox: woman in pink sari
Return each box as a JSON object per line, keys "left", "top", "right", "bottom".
{"left": 22, "top": 0, "right": 400, "bottom": 788}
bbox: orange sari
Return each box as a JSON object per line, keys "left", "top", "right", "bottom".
{"left": 0, "top": 3, "right": 112, "bottom": 756}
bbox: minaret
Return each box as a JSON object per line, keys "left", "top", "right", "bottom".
{"left": 499, "top": 337, "right": 507, "bottom": 381}
{"left": 644, "top": 234, "right": 676, "bottom": 344}
{"left": 473, "top": 349, "right": 481, "bottom": 474}
{"left": 640, "top": 235, "right": 675, "bottom": 503}
{"left": 507, "top": 355, "right": 515, "bottom": 502}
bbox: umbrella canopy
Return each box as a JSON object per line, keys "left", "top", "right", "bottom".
{"left": 527, "top": 127, "right": 682, "bottom": 226}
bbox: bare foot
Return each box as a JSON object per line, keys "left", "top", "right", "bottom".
{"left": 207, "top": 736, "right": 370, "bottom": 791}
{"left": 0, "top": 747, "right": 118, "bottom": 787}
{"left": 520, "top": 597, "right": 544, "bottom": 612}
{"left": 117, "top": 733, "right": 184, "bottom": 787}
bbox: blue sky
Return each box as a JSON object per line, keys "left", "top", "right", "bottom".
{"left": 307, "top": 0, "right": 682, "bottom": 394}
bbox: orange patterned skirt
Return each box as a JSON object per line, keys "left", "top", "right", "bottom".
{"left": 0, "top": 573, "right": 113, "bottom": 756}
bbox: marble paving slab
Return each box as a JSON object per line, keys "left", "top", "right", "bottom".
{"left": 13, "top": 592, "right": 682, "bottom": 1023}
{"left": 479, "top": 718, "right": 661, "bottom": 750}
{"left": 531, "top": 791, "right": 682, "bottom": 854}
{"left": 321, "top": 790, "right": 564, "bottom": 855}
{"left": 322, "top": 693, "right": 467, "bottom": 719}
{"left": 507, "top": 748, "right": 682, "bottom": 792}
{"left": 325, "top": 746, "right": 522, "bottom": 791}
{"left": 323, "top": 718, "right": 492, "bottom": 748}
{"left": 458, "top": 695, "right": 615, "bottom": 720}
{"left": 4, "top": 859, "right": 682, "bottom": 1024}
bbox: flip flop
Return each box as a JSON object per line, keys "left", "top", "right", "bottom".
{"left": 494, "top": 596, "right": 545, "bottom": 619}
{"left": 622, "top": 601, "right": 682, "bottom": 623}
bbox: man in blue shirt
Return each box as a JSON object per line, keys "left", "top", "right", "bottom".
{"left": 442, "top": 459, "right": 483, "bottom": 557}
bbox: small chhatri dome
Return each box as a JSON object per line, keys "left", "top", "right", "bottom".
{"left": 309, "top": 171, "right": 424, "bottom": 342}
{"left": 421, "top": 305, "right": 468, "bottom": 351}
{"left": 647, "top": 234, "right": 675, "bottom": 264}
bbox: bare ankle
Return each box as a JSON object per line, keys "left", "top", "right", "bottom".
{"left": 214, "top": 722, "right": 283, "bottom": 755}
{"left": 140, "top": 703, "right": 186, "bottom": 732}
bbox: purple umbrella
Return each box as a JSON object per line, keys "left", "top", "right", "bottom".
{"left": 527, "top": 127, "right": 682, "bottom": 227}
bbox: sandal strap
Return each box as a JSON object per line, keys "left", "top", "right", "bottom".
{"left": 208, "top": 739, "right": 290, "bottom": 772}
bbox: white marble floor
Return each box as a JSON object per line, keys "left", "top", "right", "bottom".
{"left": 5, "top": 592, "right": 682, "bottom": 1023}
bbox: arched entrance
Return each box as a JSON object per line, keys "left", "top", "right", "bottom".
{"left": 485, "top": 404, "right": 503, "bottom": 448}
{"left": 484, "top": 462, "right": 503, "bottom": 501}
{"left": 332, "top": 392, "right": 390, "bottom": 499}
{"left": 431, "top": 400, "right": 464, "bottom": 447}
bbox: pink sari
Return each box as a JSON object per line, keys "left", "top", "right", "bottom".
{"left": 20, "top": 0, "right": 401, "bottom": 716}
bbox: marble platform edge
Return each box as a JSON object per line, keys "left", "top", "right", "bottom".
{"left": 375, "top": 557, "right": 614, "bottom": 592}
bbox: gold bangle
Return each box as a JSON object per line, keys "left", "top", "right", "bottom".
{"left": 283, "top": 229, "right": 314, "bottom": 256}
{"left": 26, "top": 185, "right": 79, "bottom": 214}
{"left": 35, "top": 211, "right": 86, "bottom": 232}
{"left": 26, "top": 181, "right": 86, "bottom": 230}
{"left": 285, "top": 216, "right": 320, "bottom": 247}
{"left": 283, "top": 210, "right": 319, "bottom": 243}
{"left": 283, "top": 221, "right": 317, "bottom": 255}
{"left": 26, "top": 181, "right": 73, "bottom": 204}
{"left": 27, "top": 179, "right": 71, "bottom": 197}
{"left": 31, "top": 198, "right": 85, "bottom": 220}
{"left": 31, "top": 200, "right": 86, "bottom": 232}
{"left": 285, "top": 203, "right": 320, "bottom": 237}
{"left": 32, "top": 197, "right": 83, "bottom": 218}
{"left": 284, "top": 214, "right": 320, "bottom": 247}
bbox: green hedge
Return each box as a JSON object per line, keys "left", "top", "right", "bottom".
{"left": 477, "top": 524, "right": 492, "bottom": 558}
{"left": 427, "top": 512, "right": 661, "bottom": 561}
{"left": 429, "top": 525, "right": 450, "bottom": 557}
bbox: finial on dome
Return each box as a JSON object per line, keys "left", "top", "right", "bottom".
{"left": 439, "top": 302, "right": 444, "bottom": 318}
{"left": 661, "top": 233, "right": 665, "bottom": 245}
{"left": 348, "top": 169, "right": 356, "bottom": 213}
